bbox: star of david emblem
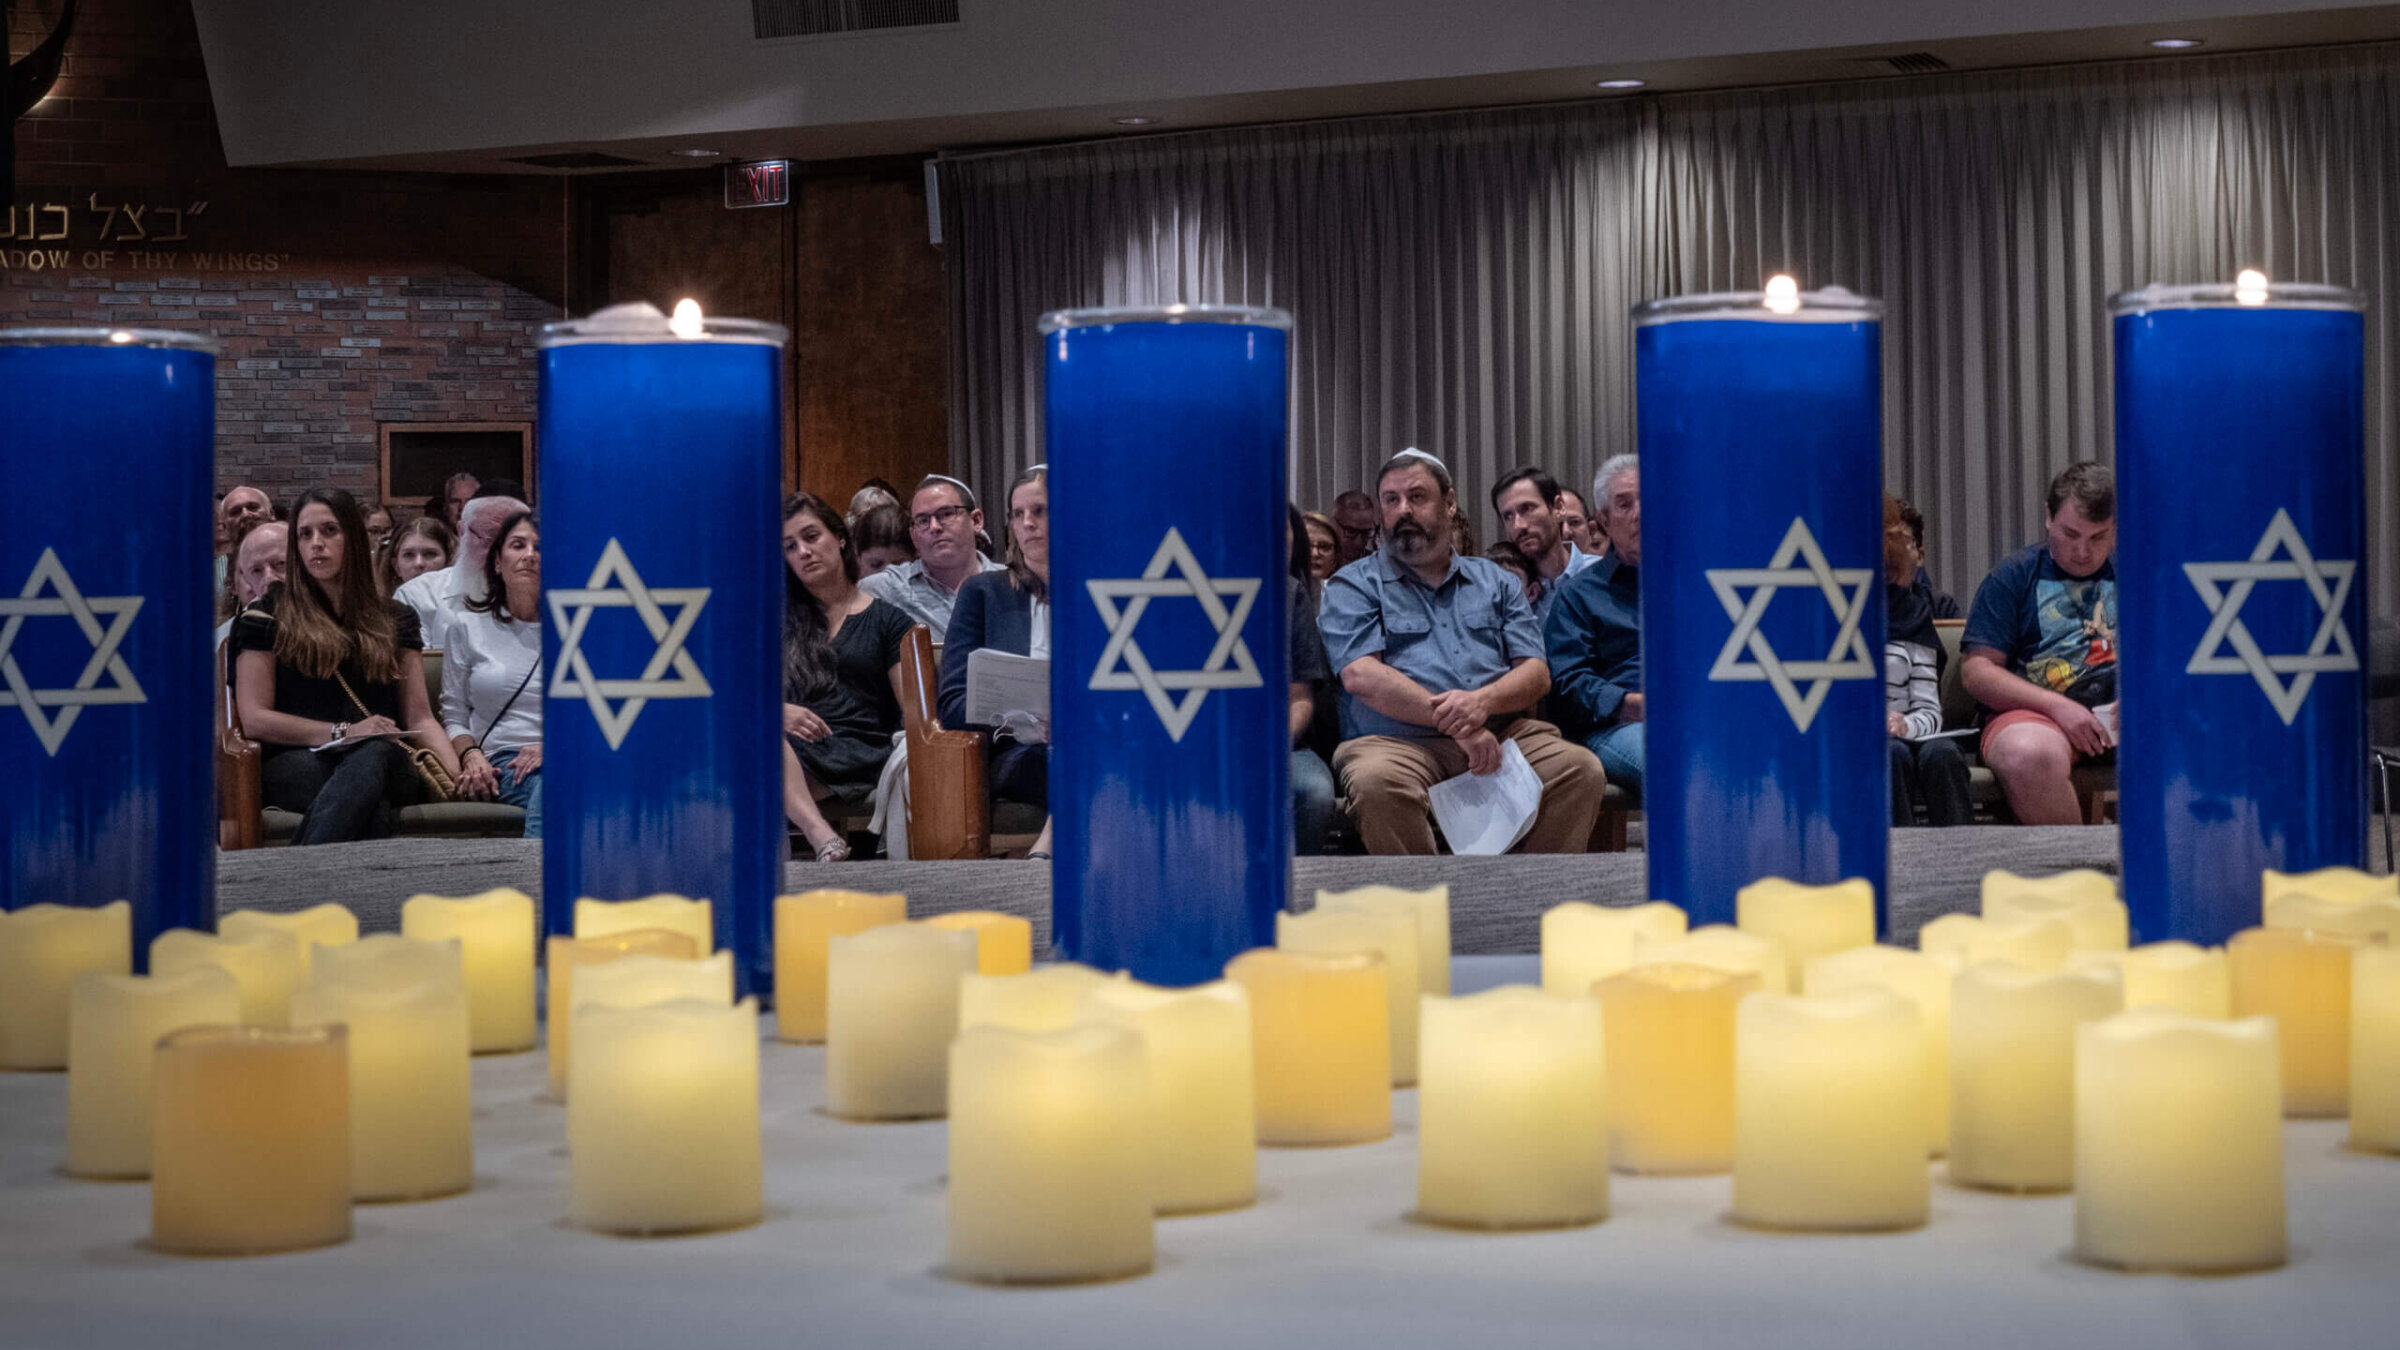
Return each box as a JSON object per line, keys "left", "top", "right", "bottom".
{"left": 1086, "top": 527, "right": 1262, "bottom": 742}
{"left": 1704, "top": 517, "right": 1876, "bottom": 733}
{"left": 2184, "top": 508, "right": 2356, "bottom": 726}
{"left": 0, "top": 548, "right": 146, "bottom": 756}
{"left": 547, "top": 538, "right": 711, "bottom": 751}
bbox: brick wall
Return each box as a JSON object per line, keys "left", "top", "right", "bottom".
{"left": 5, "top": 0, "right": 564, "bottom": 505}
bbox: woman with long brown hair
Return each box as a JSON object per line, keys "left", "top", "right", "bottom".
{"left": 781, "top": 492, "right": 915, "bottom": 862}
{"left": 230, "top": 488, "right": 464, "bottom": 845}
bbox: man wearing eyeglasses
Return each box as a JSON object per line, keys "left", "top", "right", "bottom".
{"left": 861, "top": 474, "right": 1006, "bottom": 637}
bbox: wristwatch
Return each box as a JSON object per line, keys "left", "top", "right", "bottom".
{"left": 326, "top": 721, "right": 349, "bottom": 747}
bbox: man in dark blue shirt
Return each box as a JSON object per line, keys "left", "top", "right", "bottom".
{"left": 1544, "top": 454, "right": 1645, "bottom": 794}
{"left": 1961, "top": 462, "right": 2119, "bottom": 825}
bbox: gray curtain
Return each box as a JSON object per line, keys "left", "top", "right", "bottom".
{"left": 940, "top": 44, "right": 2399, "bottom": 602}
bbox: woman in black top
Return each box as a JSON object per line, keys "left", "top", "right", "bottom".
{"left": 782, "top": 492, "right": 915, "bottom": 862}
{"left": 231, "top": 488, "right": 464, "bottom": 845}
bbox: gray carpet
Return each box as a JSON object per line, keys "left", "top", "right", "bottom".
{"left": 209, "top": 824, "right": 2369, "bottom": 954}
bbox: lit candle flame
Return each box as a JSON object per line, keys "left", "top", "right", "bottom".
{"left": 1763, "top": 275, "right": 1801, "bottom": 315}
{"left": 669, "top": 298, "right": 704, "bottom": 338}
{"left": 107, "top": 330, "right": 134, "bottom": 344}
{"left": 2234, "top": 269, "right": 2269, "bottom": 307}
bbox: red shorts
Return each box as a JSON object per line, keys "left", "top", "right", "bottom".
{"left": 1980, "top": 708, "right": 2111, "bottom": 764}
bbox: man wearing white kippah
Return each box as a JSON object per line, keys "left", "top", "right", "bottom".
{"left": 1318, "top": 448, "right": 1606, "bottom": 854}
{"left": 862, "top": 474, "right": 1005, "bottom": 638}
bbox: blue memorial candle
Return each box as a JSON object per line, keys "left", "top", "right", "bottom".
{"left": 1044, "top": 306, "right": 1292, "bottom": 985}
{"left": 537, "top": 306, "right": 786, "bottom": 996}
{"left": 1, "top": 327, "right": 217, "bottom": 963}
{"left": 2115, "top": 279, "right": 2369, "bottom": 945}
{"left": 1634, "top": 287, "right": 1890, "bottom": 930}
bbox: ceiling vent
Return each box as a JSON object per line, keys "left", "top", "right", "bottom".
{"left": 504, "top": 151, "right": 651, "bottom": 169}
{"left": 753, "top": 0, "right": 962, "bottom": 40}
{"left": 1861, "top": 52, "right": 1951, "bottom": 75}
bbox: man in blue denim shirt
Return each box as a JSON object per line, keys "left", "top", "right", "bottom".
{"left": 1318, "top": 450, "right": 1605, "bottom": 855}
{"left": 1545, "top": 454, "right": 1646, "bottom": 794}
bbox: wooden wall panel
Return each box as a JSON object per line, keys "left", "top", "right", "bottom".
{"left": 793, "top": 173, "right": 948, "bottom": 504}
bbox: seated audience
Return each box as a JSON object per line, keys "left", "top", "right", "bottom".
{"left": 1544, "top": 454, "right": 1645, "bottom": 794}
{"left": 1885, "top": 495, "right": 1969, "bottom": 827}
{"left": 215, "top": 520, "right": 288, "bottom": 647}
{"left": 1491, "top": 467, "right": 1597, "bottom": 622}
{"left": 1447, "top": 502, "right": 1478, "bottom": 556}
{"left": 230, "top": 489, "right": 463, "bottom": 845}
{"left": 848, "top": 480, "right": 902, "bottom": 524}
{"left": 1287, "top": 507, "right": 1338, "bottom": 854}
{"left": 782, "top": 493, "right": 916, "bottom": 863}
{"left": 1318, "top": 449, "right": 1603, "bottom": 855}
{"left": 1302, "top": 510, "right": 1341, "bottom": 584}
{"left": 1485, "top": 540, "right": 1538, "bottom": 609}
{"left": 363, "top": 502, "right": 396, "bottom": 557}
{"left": 938, "top": 465, "right": 1055, "bottom": 859}
{"left": 862, "top": 474, "right": 1004, "bottom": 636}
{"left": 1962, "top": 462, "right": 2119, "bottom": 825}
{"left": 444, "top": 508, "right": 545, "bottom": 837}
{"left": 1554, "top": 487, "right": 1604, "bottom": 556}
{"left": 851, "top": 503, "right": 916, "bottom": 577}
{"left": 1330, "top": 489, "right": 1379, "bottom": 566}
{"left": 384, "top": 517, "right": 453, "bottom": 597}
{"left": 438, "top": 471, "right": 479, "bottom": 533}
{"left": 399, "top": 494, "right": 524, "bottom": 653}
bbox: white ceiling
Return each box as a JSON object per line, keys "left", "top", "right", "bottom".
{"left": 188, "top": 0, "right": 2400, "bottom": 172}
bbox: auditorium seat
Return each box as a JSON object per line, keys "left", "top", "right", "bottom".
{"left": 1933, "top": 619, "right": 2114, "bottom": 824}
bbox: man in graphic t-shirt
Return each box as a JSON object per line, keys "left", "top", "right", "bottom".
{"left": 1961, "top": 462, "right": 2120, "bottom": 825}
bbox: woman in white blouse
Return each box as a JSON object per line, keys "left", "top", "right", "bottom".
{"left": 444, "top": 508, "right": 544, "bottom": 835}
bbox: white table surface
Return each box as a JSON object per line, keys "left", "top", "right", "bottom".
{"left": 4, "top": 956, "right": 2397, "bottom": 1350}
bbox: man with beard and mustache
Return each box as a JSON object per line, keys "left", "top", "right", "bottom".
{"left": 1544, "top": 455, "right": 1647, "bottom": 794}
{"left": 1317, "top": 448, "right": 1605, "bottom": 855}
{"left": 1490, "top": 467, "right": 1597, "bottom": 624}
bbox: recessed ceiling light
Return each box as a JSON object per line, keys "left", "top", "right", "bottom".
{"left": 1594, "top": 78, "right": 1646, "bottom": 90}
{"left": 2149, "top": 37, "right": 2204, "bottom": 49}
{"left": 671, "top": 148, "right": 723, "bottom": 158}
{"left": 1111, "top": 116, "right": 1159, "bottom": 126}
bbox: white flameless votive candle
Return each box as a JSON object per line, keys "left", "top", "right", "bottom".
{"left": 1981, "top": 869, "right": 2127, "bottom": 951}
{"left": 1947, "top": 962, "right": 2123, "bottom": 1192}
{"left": 64, "top": 967, "right": 240, "bottom": 1178}
{"left": 1416, "top": 986, "right": 1609, "bottom": 1230}
{"left": 0, "top": 901, "right": 131, "bottom": 1070}
{"left": 1596, "top": 964, "right": 1756, "bottom": 1174}
{"left": 2351, "top": 944, "right": 2400, "bottom": 1153}
{"left": 1806, "top": 945, "right": 1952, "bottom": 1155}
{"left": 959, "top": 963, "right": 1117, "bottom": 1032}
{"left": 1917, "top": 912, "right": 2070, "bottom": 972}
{"left": 1316, "top": 884, "right": 1452, "bottom": 995}
{"left": 2074, "top": 1010, "right": 2286, "bottom": 1273}
{"left": 401, "top": 889, "right": 537, "bottom": 1053}
{"left": 1075, "top": 978, "right": 1255, "bottom": 1214}
{"left": 922, "top": 909, "right": 1033, "bottom": 975}
{"left": 1732, "top": 988, "right": 1927, "bottom": 1232}
{"left": 565, "top": 952, "right": 734, "bottom": 1100}
{"left": 2066, "top": 942, "right": 2229, "bottom": 1018}
{"left": 826, "top": 923, "right": 976, "bottom": 1120}
{"left": 2265, "top": 891, "right": 2400, "bottom": 943}
{"left": 2262, "top": 866, "right": 2396, "bottom": 910}
{"left": 1225, "top": 948, "right": 1391, "bottom": 1146}
{"left": 150, "top": 927, "right": 302, "bottom": 1028}
{"left": 313, "top": 934, "right": 465, "bottom": 995}
{"left": 1632, "top": 924, "right": 1788, "bottom": 994}
{"left": 220, "top": 903, "right": 359, "bottom": 978}
{"left": 1737, "top": 877, "right": 1875, "bottom": 974}
{"left": 1541, "top": 900, "right": 1686, "bottom": 997}
{"left": 546, "top": 929, "right": 700, "bottom": 1097}
{"left": 150, "top": 1023, "right": 351, "bottom": 1256}
{"left": 291, "top": 972, "right": 472, "bottom": 1202}
{"left": 1279, "top": 906, "right": 1421, "bottom": 1084}
{"left": 775, "top": 890, "right": 909, "bottom": 1041}
{"left": 2230, "top": 925, "right": 2358, "bottom": 1117}
{"left": 947, "top": 1024, "right": 1153, "bottom": 1284}
{"left": 568, "top": 997, "right": 762, "bottom": 1236}
{"left": 576, "top": 893, "right": 713, "bottom": 956}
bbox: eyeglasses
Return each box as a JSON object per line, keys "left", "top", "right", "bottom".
{"left": 911, "top": 504, "right": 972, "bottom": 531}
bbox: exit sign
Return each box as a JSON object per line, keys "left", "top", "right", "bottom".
{"left": 725, "top": 160, "right": 791, "bottom": 209}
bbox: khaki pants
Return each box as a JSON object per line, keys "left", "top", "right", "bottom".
{"left": 1332, "top": 719, "right": 1606, "bottom": 856}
